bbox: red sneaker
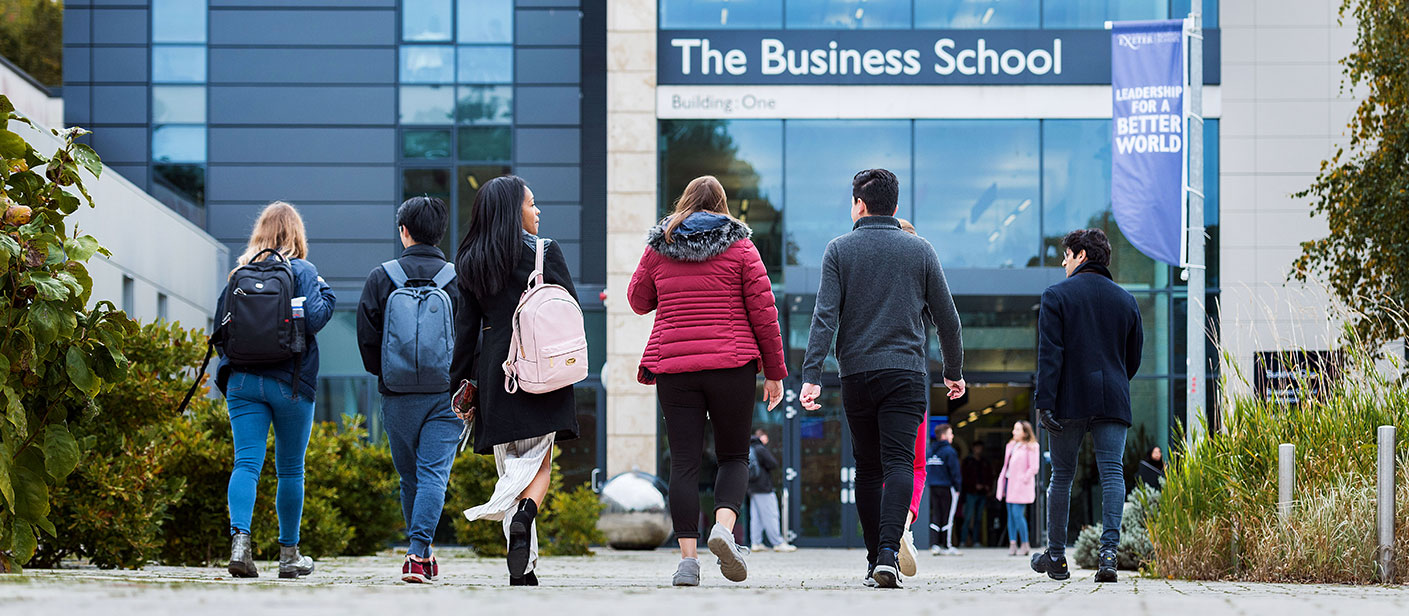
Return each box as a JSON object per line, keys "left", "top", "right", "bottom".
{"left": 429, "top": 556, "right": 439, "bottom": 581}
{"left": 402, "top": 556, "right": 433, "bottom": 584}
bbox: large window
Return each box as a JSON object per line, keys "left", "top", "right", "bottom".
{"left": 150, "top": 1, "right": 207, "bottom": 212}
{"left": 660, "top": 0, "right": 1218, "bottom": 29}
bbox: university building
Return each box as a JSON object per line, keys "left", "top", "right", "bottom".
{"left": 59, "top": 0, "right": 1351, "bottom": 547}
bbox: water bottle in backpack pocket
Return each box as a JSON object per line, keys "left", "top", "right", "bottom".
{"left": 380, "top": 260, "right": 456, "bottom": 393}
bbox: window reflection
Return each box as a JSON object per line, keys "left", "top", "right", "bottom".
{"left": 153, "top": 164, "right": 205, "bottom": 209}
{"left": 456, "top": 164, "right": 513, "bottom": 248}
{"left": 401, "top": 46, "right": 455, "bottom": 83}
{"left": 457, "top": 126, "right": 512, "bottom": 161}
{"left": 784, "top": 120, "right": 910, "bottom": 276}
{"left": 458, "top": 0, "right": 513, "bottom": 43}
{"left": 402, "top": 129, "right": 453, "bottom": 159}
{"left": 1043, "top": 0, "right": 1166, "bottom": 28}
{"left": 404, "top": 0, "right": 454, "bottom": 41}
{"left": 659, "top": 120, "right": 784, "bottom": 277}
{"left": 457, "top": 46, "right": 514, "bottom": 83}
{"left": 660, "top": 0, "right": 783, "bottom": 29}
{"left": 1041, "top": 120, "right": 1156, "bottom": 287}
{"left": 152, "top": 46, "right": 206, "bottom": 83}
{"left": 915, "top": 0, "right": 1040, "bottom": 29}
{"left": 1171, "top": 0, "right": 1219, "bottom": 28}
{"left": 399, "top": 85, "right": 456, "bottom": 124}
{"left": 152, "top": 0, "right": 206, "bottom": 44}
{"left": 785, "top": 0, "right": 912, "bottom": 29}
{"left": 456, "top": 85, "right": 513, "bottom": 124}
{"left": 929, "top": 295, "right": 1040, "bottom": 373}
{"left": 152, "top": 86, "right": 206, "bottom": 124}
{"left": 914, "top": 120, "right": 1039, "bottom": 268}
{"left": 152, "top": 125, "right": 206, "bottom": 163}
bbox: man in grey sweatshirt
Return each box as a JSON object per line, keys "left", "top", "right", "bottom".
{"left": 800, "top": 168, "right": 965, "bottom": 589}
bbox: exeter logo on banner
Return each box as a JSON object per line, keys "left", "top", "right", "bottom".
{"left": 1110, "top": 20, "right": 1185, "bottom": 266}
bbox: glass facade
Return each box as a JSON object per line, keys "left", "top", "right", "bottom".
{"left": 660, "top": 0, "right": 1217, "bottom": 29}
{"left": 150, "top": 1, "right": 207, "bottom": 211}
{"left": 659, "top": 118, "right": 1220, "bottom": 457}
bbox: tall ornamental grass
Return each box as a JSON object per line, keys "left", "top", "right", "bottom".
{"left": 1149, "top": 316, "right": 1409, "bottom": 583}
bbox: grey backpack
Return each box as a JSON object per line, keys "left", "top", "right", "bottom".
{"left": 380, "top": 260, "right": 456, "bottom": 393}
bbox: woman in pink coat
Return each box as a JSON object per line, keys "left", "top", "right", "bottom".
{"left": 996, "top": 420, "right": 1040, "bottom": 555}
{"left": 628, "top": 175, "right": 787, "bottom": 587}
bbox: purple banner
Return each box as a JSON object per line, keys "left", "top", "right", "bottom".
{"left": 1111, "top": 20, "right": 1184, "bottom": 266}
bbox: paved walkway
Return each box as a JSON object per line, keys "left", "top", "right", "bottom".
{"left": 3, "top": 547, "right": 1405, "bottom": 615}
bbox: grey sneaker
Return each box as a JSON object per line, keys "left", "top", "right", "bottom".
{"left": 227, "top": 532, "right": 258, "bottom": 578}
{"left": 278, "top": 544, "right": 315, "bottom": 579}
{"left": 706, "top": 523, "right": 749, "bottom": 583}
{"left": 672, "top": 558, "right": 700, "bottom": 587}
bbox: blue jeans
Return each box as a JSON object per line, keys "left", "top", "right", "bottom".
{"left": 1046, "top": 417, "right": 1127, "bottom": 556}
{"left": 381, "top": 393, "right": 462, "bottom": 558}
{"left": 960, "top": 493, "right": 985, "bottom": 545}
{"left": 226, "top": 372, "right": 315, "bottom": 546}
{"left": 1006, "top": 502, "right": 1029, "bottom": 543}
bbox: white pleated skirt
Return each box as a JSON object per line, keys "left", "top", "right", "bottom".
{"left": 464, "top": 433, "right": 555, "bottom": 572}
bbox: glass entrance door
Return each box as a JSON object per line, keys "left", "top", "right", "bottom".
{"left": 784, "top": 381, "right": 862, "bottom": 548}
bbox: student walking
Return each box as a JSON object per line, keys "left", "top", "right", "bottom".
{"left": 627, "top": 175, "right": 786, "bottom": 587}
{"left": 959, "top": 440, "right": 993, "bottom": 547}
{"left": 747, "top": 429, "right": 795, "bottom": 552}
{"left": 1030, "top": 229, "right": 1143, "bottom": 584}
{"left": 996, "top": 421, "right": 1040, "bottom": 556}
{"left": 895, "top": 218, "right": 927, "bottom": 578}
{"left": 451, "top": 176, "right": 581, "bottom": 586}
{"left": 799, "top": 169, "right": 965, "bottom": 589}
{"left": 356, "top": 196, "right": 463, "bottom": 583}
{"left": 215, "top": 201, "right": 336, "bottom": 579}
{"left": 926, "top": 423, "right": 962, "bottom": 556}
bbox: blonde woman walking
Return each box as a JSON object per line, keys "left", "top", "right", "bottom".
{"left": 996, "top": 420, "right": 1040, "bottom": 556}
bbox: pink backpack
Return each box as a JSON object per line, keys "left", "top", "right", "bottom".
{"left": 502, "top": 237, "right": 589, "bottom": 394}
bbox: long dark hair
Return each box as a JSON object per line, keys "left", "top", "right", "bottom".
{"left": 457, "top": 175, "right": 526, "bottom": 298}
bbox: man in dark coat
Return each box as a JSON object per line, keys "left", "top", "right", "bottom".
{"left": 1029, "top": 228, "right": 1143, "bottom": 585}
{"left": 747, "top": 429, "right": 795, "bottom": 552}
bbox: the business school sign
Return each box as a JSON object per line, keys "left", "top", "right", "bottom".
{"left": 658, "top": 29, "right": 1218, "bottom": 86}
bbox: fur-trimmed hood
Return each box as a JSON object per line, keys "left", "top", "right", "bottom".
{"left": 645, "top": 212, "right": 751, "bottom": 262}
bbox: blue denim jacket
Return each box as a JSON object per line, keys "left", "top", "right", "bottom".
{"left": 214, "top": 257, "right": 336, "bottom": 400}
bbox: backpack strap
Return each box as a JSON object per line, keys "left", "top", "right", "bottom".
{"left": 381, "top": 259, "right": 409, "bottom": 289}
{"left": 429, "top": 262, "right": 456, "bottom": 289}
{"left": 529, "top": 238, "right": 546, "bottom": 287}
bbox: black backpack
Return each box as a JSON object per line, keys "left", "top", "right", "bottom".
{"left": 178, "top": 249, "right": 302, "bottom": 413}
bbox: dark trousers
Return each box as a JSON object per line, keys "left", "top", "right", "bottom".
{"left": 929, "top": 485, "right": 957, "bottom": 549}
{"left": 657, "top": 362, "right": 757, "bottom": 540}
{"left": 840, "top": 369, "right": 926, "bottom": 565}
{"left": 1046, "top": 417, "right": 1127, "bottom": 556}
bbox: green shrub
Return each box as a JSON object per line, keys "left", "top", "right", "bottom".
{"left": 0, "top": 101, "right": 137, "bottom": 573}
{"left": 446, "top": 448, "right": 604, "bottom": 557}
{"left": 1071, "top": 484, "right": 1160, "bottom": 571}
{"left": 1148, "top": 322, "right": 1409, "bottom": 583}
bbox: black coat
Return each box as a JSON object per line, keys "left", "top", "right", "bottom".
{"left": 450, "top": 232, "right": 579, "bottom": 454}
{"left": 1034, "top": 262, "right": 1143, "bottom": 425}
{"left": 355, "top": 244, "right": 466, "bottom": 395}
{"left": 748, "top": 437, "right": 779, "bottom": 494}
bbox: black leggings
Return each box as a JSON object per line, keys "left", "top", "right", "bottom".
{"left": 657, "top": 362, "right": 757, "bottom": 540}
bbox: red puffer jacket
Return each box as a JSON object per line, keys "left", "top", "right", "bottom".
{"left": 627, "top": 212, "right": 787, "bottom": 385}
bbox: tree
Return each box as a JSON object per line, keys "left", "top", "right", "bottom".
{"left": 1292, "top": 0, "right": 1409, "bottom": 346}
{"left": 0, "top": 0, "right": 63, "bottom": 87}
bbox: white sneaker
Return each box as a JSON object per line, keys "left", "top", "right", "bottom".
{"left": 898, "top": 527, "right": 918, "bottom": 577}
{"left": 944, "top": 547, "right": 963, "bottom": 556}
{"left": 773, "top": 543, "right": 798, "bottom": 553}
{"left": 751, "top": 545, "right": 767, "bottom": 552}
{"left": 930, "top": 545, "right": 941, "bottom": 556}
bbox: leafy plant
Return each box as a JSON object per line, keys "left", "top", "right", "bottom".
{"left": 1292, "top": 0, "right": 1409, "bottom": 346}
{"left": 446, "top": 448, "right": 605, "bottom": 557}
{"left": 1071, "top": 484, "right": 1160, "bottom": 571}
{"left": 0, "top": 98, "right": 136, "bottom": 573}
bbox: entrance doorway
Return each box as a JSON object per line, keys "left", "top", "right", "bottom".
{"left": 930, "top": 382, "right": 1036, "bottom": 548}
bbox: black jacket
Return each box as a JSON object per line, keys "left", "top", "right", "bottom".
{"left": 356, "top": 244, "right": 465, "bottom": 395}
{"left": 1034, "top": 262, "right": 1144, "bottom": 425}
{"left": 961, "top": 453, "right": 993, "bottom": 495}
{"left": 748, "top": 436, "right": 779, "bottom": 494}
{"left": 450, "top": 232, "right": 579, "bottom": 454}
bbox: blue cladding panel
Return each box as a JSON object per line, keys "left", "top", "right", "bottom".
{"left": 64, "top": 48, "right": 92, "bottom": 83}
{"left": 515, "top": 9, "right": 580, "bottom": 46}
{"left": 63, "top": 86, "right": 91, "bottom": 126}
{"left": 516, "top": 128, "right": 580, "bottom": 165}
{"left": 209, "top": 203, "right": 397, "bottom": 242}
{"left": 91, "top": 127, "right": 150, "bottom": 164}
{"left": 537, "top": 204, "right": 581, "bottom": 241}
{"left": 516, "top": 165, "right": 580, "bottom": 202}
{"left": 515, "top": 49, "right": 580, "bottom": 84}
{"left": 207, "top": 165, "right": 397, "bottom": 202}
{"left": 63, "top": 8, "right": 91, "bottom": 45}
{"left": 108, "top": 164, "right": 150, "bottom": 191}
{"left": 91, "top": 85, "right": 148, "bottom": 123}
{"left": 91, "top": 10, "right": 149, "bottom": 44}
{"left": 92, "top": 47, "right": 148, "bottom": 83}
{"left": 208, "top": 86, "right": 396, "bottom": 125}
{"left": 210, "top": 0, "right": 396, "bottom": 6}
{"left": 210, "top": 48, "right": 396, "bottom": 84}
{"left": 515, "top": 86, "right": 579, "bottom": 125}
{"left": 210, "top": 10, "right": 395, "bottom": 46}
{"left": 210, "top": 128, "right": 396, "bottom": 164}
{"left": 304, "top": 240, "right": 399, "bottom": 282}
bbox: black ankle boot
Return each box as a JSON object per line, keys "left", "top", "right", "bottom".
{"left": 507, "top": 498, "right": 538, "bottom": 582}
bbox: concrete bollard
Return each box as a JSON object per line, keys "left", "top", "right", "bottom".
{"left": 1278, "top": 444, "right": 1295, "bottom": 522}
{"left": 1377, "top": 425, "right": 1396, "bottom": 582}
